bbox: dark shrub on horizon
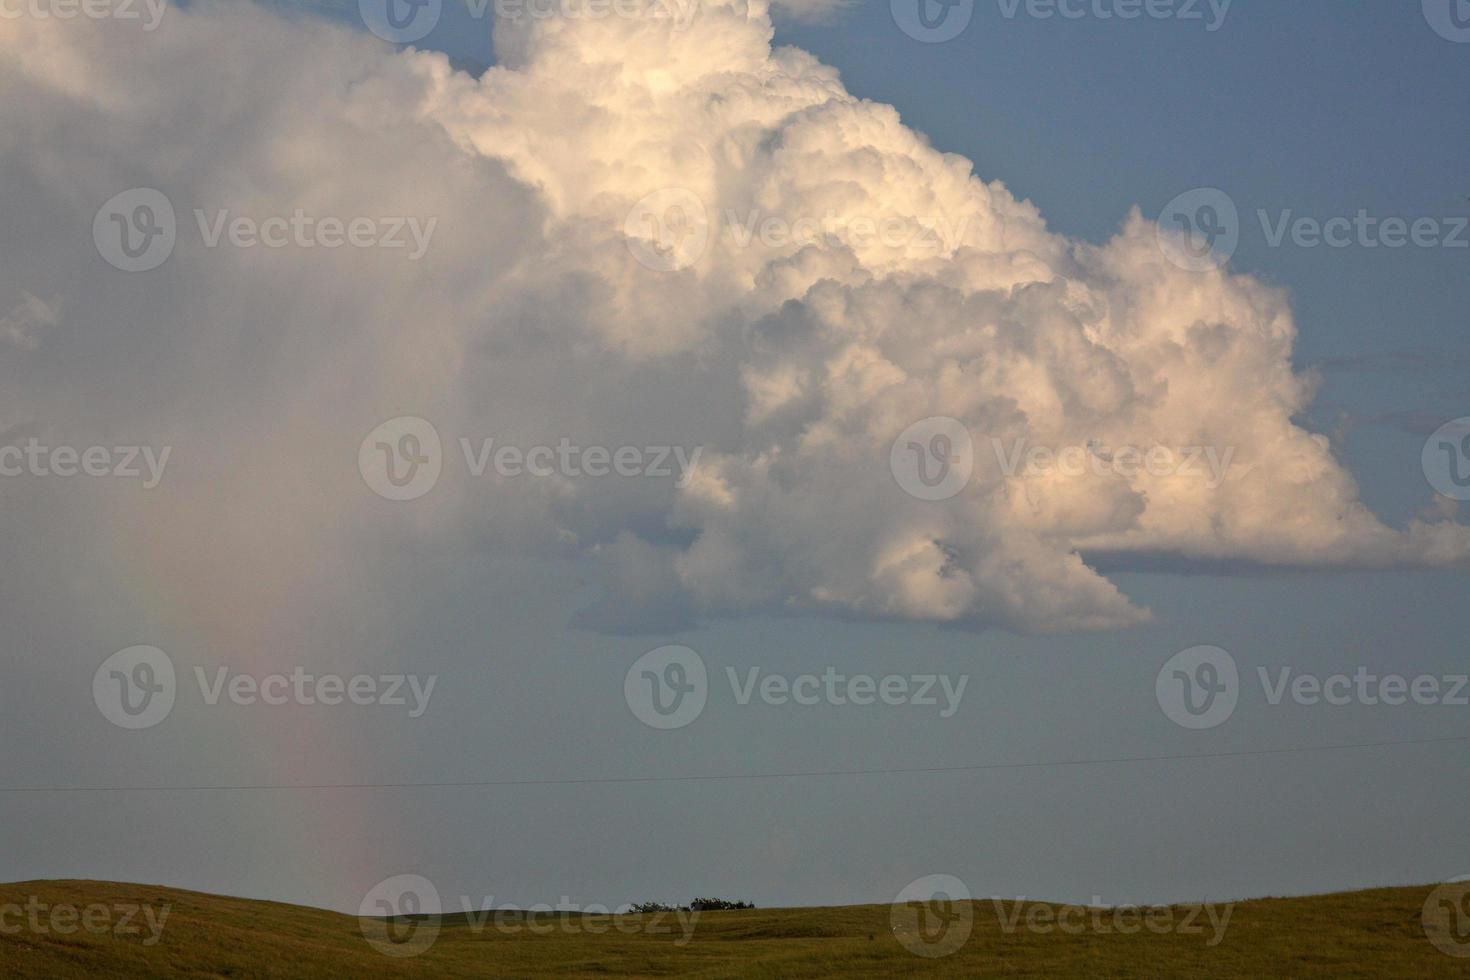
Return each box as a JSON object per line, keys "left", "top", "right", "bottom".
{"left": 627, "top": 898, "right": 756, "bottom": 913}
{"left": 689, "top": 898, "right": 755, "bottom": 911}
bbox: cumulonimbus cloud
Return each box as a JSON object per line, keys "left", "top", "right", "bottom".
{"left": 1, "top": 0, "right": 1464, "bottom": 637}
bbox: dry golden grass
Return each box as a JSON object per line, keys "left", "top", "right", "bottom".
{"left": 1, "top": 879, "right": 1467, "bottom": 977}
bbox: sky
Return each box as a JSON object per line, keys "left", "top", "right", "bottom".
{"left": 2, "top": 0, "right": 1469, "bottom": 925}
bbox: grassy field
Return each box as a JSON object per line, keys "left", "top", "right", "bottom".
{"left": 1, "top": 879, "right": 1467, "bottom": 977}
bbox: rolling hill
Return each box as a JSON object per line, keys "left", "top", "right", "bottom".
{"left": 1, "top": 879, "right": 1466, "bottom": 977}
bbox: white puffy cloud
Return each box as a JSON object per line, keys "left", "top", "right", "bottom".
{"left": 1, "top": 0, "right": 1464, "bottom": 637}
